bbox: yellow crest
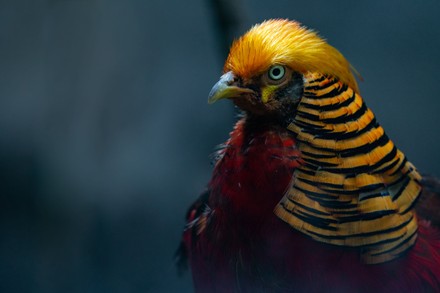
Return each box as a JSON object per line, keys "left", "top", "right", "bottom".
{"left": 225, "top": 19, "right": 359, "bottom": 93}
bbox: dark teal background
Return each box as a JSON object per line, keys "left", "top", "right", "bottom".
{"left": 1, "top": 1, "right": 439, "bottom": 292}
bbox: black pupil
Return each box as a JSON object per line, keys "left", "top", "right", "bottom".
{"left": 272, "top": 68, "right": 281, "bottom": 78}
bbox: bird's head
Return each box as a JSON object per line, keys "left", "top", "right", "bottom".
{"left": 208, "top": 19, "right": 359, "bottom": 120}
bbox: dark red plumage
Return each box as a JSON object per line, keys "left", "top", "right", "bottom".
{"left": 179, "top": 117, "right": 440, "bottom": 292}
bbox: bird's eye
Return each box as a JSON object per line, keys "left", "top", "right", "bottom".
{"left": 268, "top": 65, "right": 285, "bottom": 81}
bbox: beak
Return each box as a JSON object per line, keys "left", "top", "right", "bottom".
{"left": 208, "top": 71, "right": 255, "bottom": 104}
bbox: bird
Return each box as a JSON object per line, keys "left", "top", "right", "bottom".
{"left": 176, "top": 19, "right": 440, "bottom": 292}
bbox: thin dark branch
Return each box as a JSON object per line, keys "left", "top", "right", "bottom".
{"left": 207, "top": 0, "right": 246, "bottom": 62}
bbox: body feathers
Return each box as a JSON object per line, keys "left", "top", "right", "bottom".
{"left": 179, "top": 19, "right": 440, "bottom": 292}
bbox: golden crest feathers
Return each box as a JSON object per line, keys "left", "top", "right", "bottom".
{"left": 225, "top": 19, "right": 359, "bottom": 92}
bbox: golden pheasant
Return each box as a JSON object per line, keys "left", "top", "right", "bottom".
{"left": 177, "top": 19, "right": 440, "bottom": 292}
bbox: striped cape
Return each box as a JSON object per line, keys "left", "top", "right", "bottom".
{"left": 275, "top": 72, "right": 422, "bottom": 264}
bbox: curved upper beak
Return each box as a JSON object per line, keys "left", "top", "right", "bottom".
{"left": 208, "top": 71, "right": 255, "bottom": 104}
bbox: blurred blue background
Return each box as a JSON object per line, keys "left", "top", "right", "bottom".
{"left": 1, "top": 0, "right": 439, "bottom": 292}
